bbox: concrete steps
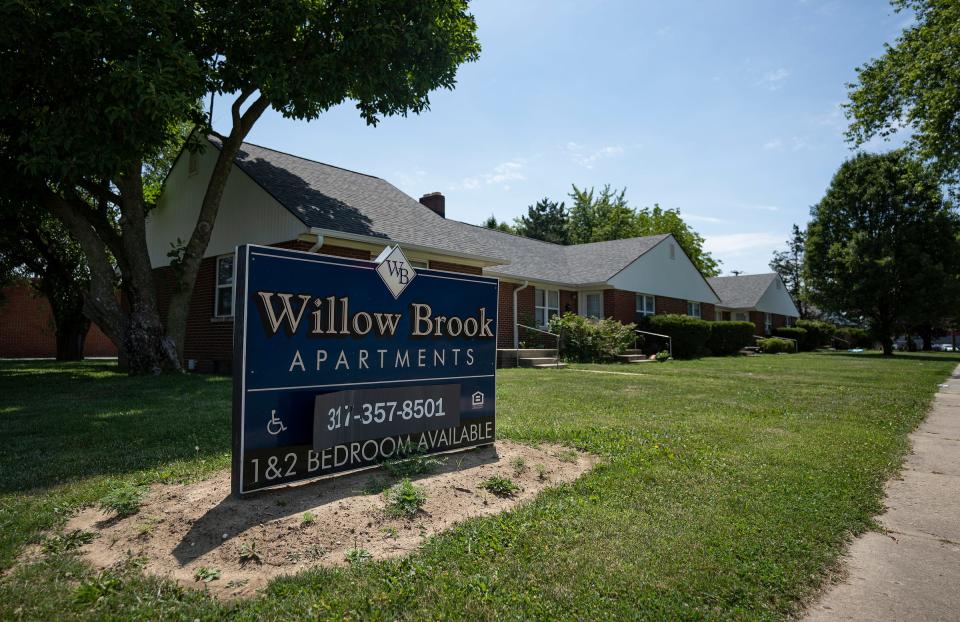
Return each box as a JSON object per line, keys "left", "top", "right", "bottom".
{"left": 617, "top": 353, "right": 654, "bottom": 363}
{"left": 516, "top": 348, "right": 565, "bottom": 369}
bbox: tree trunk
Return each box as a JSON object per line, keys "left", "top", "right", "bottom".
{"left": 43, "top": 183, "right": 180, "bottom": 374}
{"left": 881, "top": 335, "right": 894, "bottom": 356}
{"left": 165, "top": 93, "right": 269, "bottom": 360}
{"left": 55, "top": 313, "right": 89, "bottom": 361}
{"left": 920, "top": 327, "right": 933, "bottom": 351}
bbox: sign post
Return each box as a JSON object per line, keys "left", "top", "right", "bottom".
{"left": 231, "top": 244, "right": 498, "bottom": 496}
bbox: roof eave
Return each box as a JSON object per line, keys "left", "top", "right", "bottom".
{"left": 308, "top": 227, "right": 510, "bottom": 267}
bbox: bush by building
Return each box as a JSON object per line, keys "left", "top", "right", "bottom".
{"left": 645, "top": 314, "right": 712, "bottom": 359}
{"left": 773, "top": 326, "right": 807, "bottom": 349}
{"left": 834, "top": 326, "right": 873, "bottom": 349}
{"left": 759, "top": 337, "right": 796, "bottom": 354}
{"left": 794, "top": 319, "right": 836, "bottom": 350}
{"left": 707, "top": 321, "right": 756, "bottom": 356}
{"left": 550, "top": 312, "right": 636, "bottom": 363}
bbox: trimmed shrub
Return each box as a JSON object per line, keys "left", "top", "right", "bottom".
{"left": 707, "top": 321, "right": 755, "bottom": 356}
{"left": 835, "top": 327, "right": 873, "bottom": 349}
{"left": 549, "top": 312, "right": 636, "bottom": 363}
{"left": 795, "top": 319, "right": 836, "bottom": 350}
{"left": 759, "top": 337, "right": 795, "bottom": 354}
{"left": 773, "top": 326, "right": 807, "bottom": 349}
{"left": 645, "top": 314, "right": 711, "bottom": 359}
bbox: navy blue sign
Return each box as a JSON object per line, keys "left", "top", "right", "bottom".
{"left": 232, "top": 244, "right": 498, "bottom": 495}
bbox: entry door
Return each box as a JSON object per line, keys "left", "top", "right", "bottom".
{"left": 580, "top": 291, "right": 603, "bottom": 319}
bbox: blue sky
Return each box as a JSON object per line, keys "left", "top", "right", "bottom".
{"left": 213, "top": 0, "right": 911, "bottom": 274}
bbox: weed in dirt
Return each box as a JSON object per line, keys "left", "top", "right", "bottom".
{"left": 301, "top": 511, "right": 316, "bottom": 526}
{"left": 382, "top": 447, "right": 446, "bottom": 477}
{"left": 43, "top": 529, "right": 96, "bottom": 554}
{"left": 556, "top": 449, "right": 579, "bottom": 464}
{"left": 510, "top": 457, "right": 528, "bottom": 477}
{"left": 358, "top": 478, "right": 391, "bottom": 495}
{"left": 345, "top": 546, "right": 372, "bottom": 567}
{"left": 193, "top": 567, "right": 221, "bottom": 583}
{"left": 238, "top": 541, "right": 262, "bottom": 566}
{"left": 479, "top": 475, "right": 521, "bottom": 497}
{"left": 383, "top": 478, "right": 427, "bottom": 518}
{"left": 97, "top": 482, "right": 146, "bottom": 517}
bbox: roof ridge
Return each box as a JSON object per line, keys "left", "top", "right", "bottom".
{"left": 213, "top": 134, "right": 386, "bottom": 182}
{"left": 452, "top": 219, "right": 570, "bottom": 249}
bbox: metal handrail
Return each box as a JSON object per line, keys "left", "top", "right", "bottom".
{"left": 635, "top": 329, "right": 672, "bottom": 358}
{"left": 516, "top": 323, "right": 561, "bottom": 368}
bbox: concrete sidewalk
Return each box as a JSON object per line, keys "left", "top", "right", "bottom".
{"left": 803, "top": 365, "right": 960, "bottom": 622}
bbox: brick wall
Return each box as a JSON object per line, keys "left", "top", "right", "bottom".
{"left": 429, "top": 260, "right": 482, "bottom": 275}
{"left": 749, "top": 311, "right": 766, "bottom": 336}
{"left": 0, "top": 282, "right": 116, "bottom": 358}
{"left": 497, "top": 282, "right": 516, "bottom": 348}
{"left": 655, "top": 295, "right": 688, "bottom": 316}
{"left": 603, "top": 289, "right": 636, "bottom": 324}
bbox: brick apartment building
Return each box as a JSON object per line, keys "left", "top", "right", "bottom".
{"left": 143, "top": 136, "right": 797, "bottom": 371}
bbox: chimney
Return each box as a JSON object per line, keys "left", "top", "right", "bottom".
{"left": 419, "top": 192, "right": 445, "bottom": 218}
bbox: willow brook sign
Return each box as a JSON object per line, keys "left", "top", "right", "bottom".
{"left": 231, "top": 244, "right": 498, "bottom": 495}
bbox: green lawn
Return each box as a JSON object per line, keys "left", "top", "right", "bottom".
{"left": 1, "top": 352, "right": 957, "bottom": 620}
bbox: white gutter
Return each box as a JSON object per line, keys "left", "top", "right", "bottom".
{"left": 307, "top": 227, "right": 509, "bottom": 266}
{"left": 307, "top": 233, "right": 324, "bottom": 253}
{"left": 513, "top": 280, "right": 529, "bottom": 348}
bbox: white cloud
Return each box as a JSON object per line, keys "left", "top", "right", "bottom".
{"left": 704, "top": 232, "right": 785, "bottom": 257}
{"left": 565, "top": 142, "right": 626, "bottom": 169}
{"left": 454, "top": 159, "right": 526, "bottom": 190}
{"left": 757, "top": 67, "right": 789, "bottom": 90}
{"left": 762, "top": 136, "right": 810, "bottom": 151}
{"left": 684, "top": 213, "right": 726, "bottom": 224}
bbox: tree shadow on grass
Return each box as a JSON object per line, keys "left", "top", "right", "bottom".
{"left": 0, "top": 360, "right": 232, "bottom": 493}
{"left": 822, "top": 351, "right": 960, "bottom": 364}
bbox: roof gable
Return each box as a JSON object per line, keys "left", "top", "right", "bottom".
{"left": 709, "top": 273, "right": 799, "bottom": 316}
{"left": 208, "top": 138, "right": 715, "bottom": 289}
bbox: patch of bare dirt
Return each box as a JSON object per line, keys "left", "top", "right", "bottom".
{"left": 64, "top": 441, "right": 596, "bottom": 599}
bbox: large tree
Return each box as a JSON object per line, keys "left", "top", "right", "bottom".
{"left": 805, "top": 151, "right": 960, "bottom": 355}
{"left": 0, "top": 206, "right": 92, "bottom": 360}
{"left": 769, "top": 224, "right": 809, "bottom": 318}
{"left": 846, "top": 0, "right": 960, "bottom": 180}
{"left": 567, "top": 185, "right": 720, "bottom": 276}
{"left": 514, "top": 197, "right": 569, "bottom": 244}
{"left": 0, "top": 0, "right": 480, "bottom": 374}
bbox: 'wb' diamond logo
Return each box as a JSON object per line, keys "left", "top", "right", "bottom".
{"left": 375, "top": 245, "right": 416, "bottom": 299}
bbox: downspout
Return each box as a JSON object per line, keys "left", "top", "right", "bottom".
{"left": 307, "top": 233, "right": 325, "bottom": 253}
{"left": 513, "top": 280, "right": 529, "bottom": 348}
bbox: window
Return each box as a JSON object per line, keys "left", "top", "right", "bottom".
{"left": 409, "top": 260, "right": 429, "bottom": 269}
{"left": 669, "top": 243, "right": 676, "bottom": 260}
{"left": 764, "top": 313, "right": 773, "bottom": 334}
{"left": 534, "top": 288, "right": 559, "bottom": 327}
{"left": 686, "top": 301, "right": 701, "bottom": 318}
{"left": 635, "top": 294, "right": 655, "bottom": 317}
{"left": 579, "top": 291, "right": 603, "bottom": 319}
{"left": 733, "top": 311, "right": 749, "bottom": 322}
{"left": 215, "top": 255, "right": 234, "bottom": 317}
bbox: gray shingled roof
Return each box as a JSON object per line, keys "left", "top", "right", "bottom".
{"left": 216, "top": 137, "right": 673, "bottom": 286}
{"left": 707, "top": 273, "right": 778, "bottom": 308}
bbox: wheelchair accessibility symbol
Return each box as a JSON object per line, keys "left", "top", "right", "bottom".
{"left": 266, "top": 410, "right": 287, "bottom": 435}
